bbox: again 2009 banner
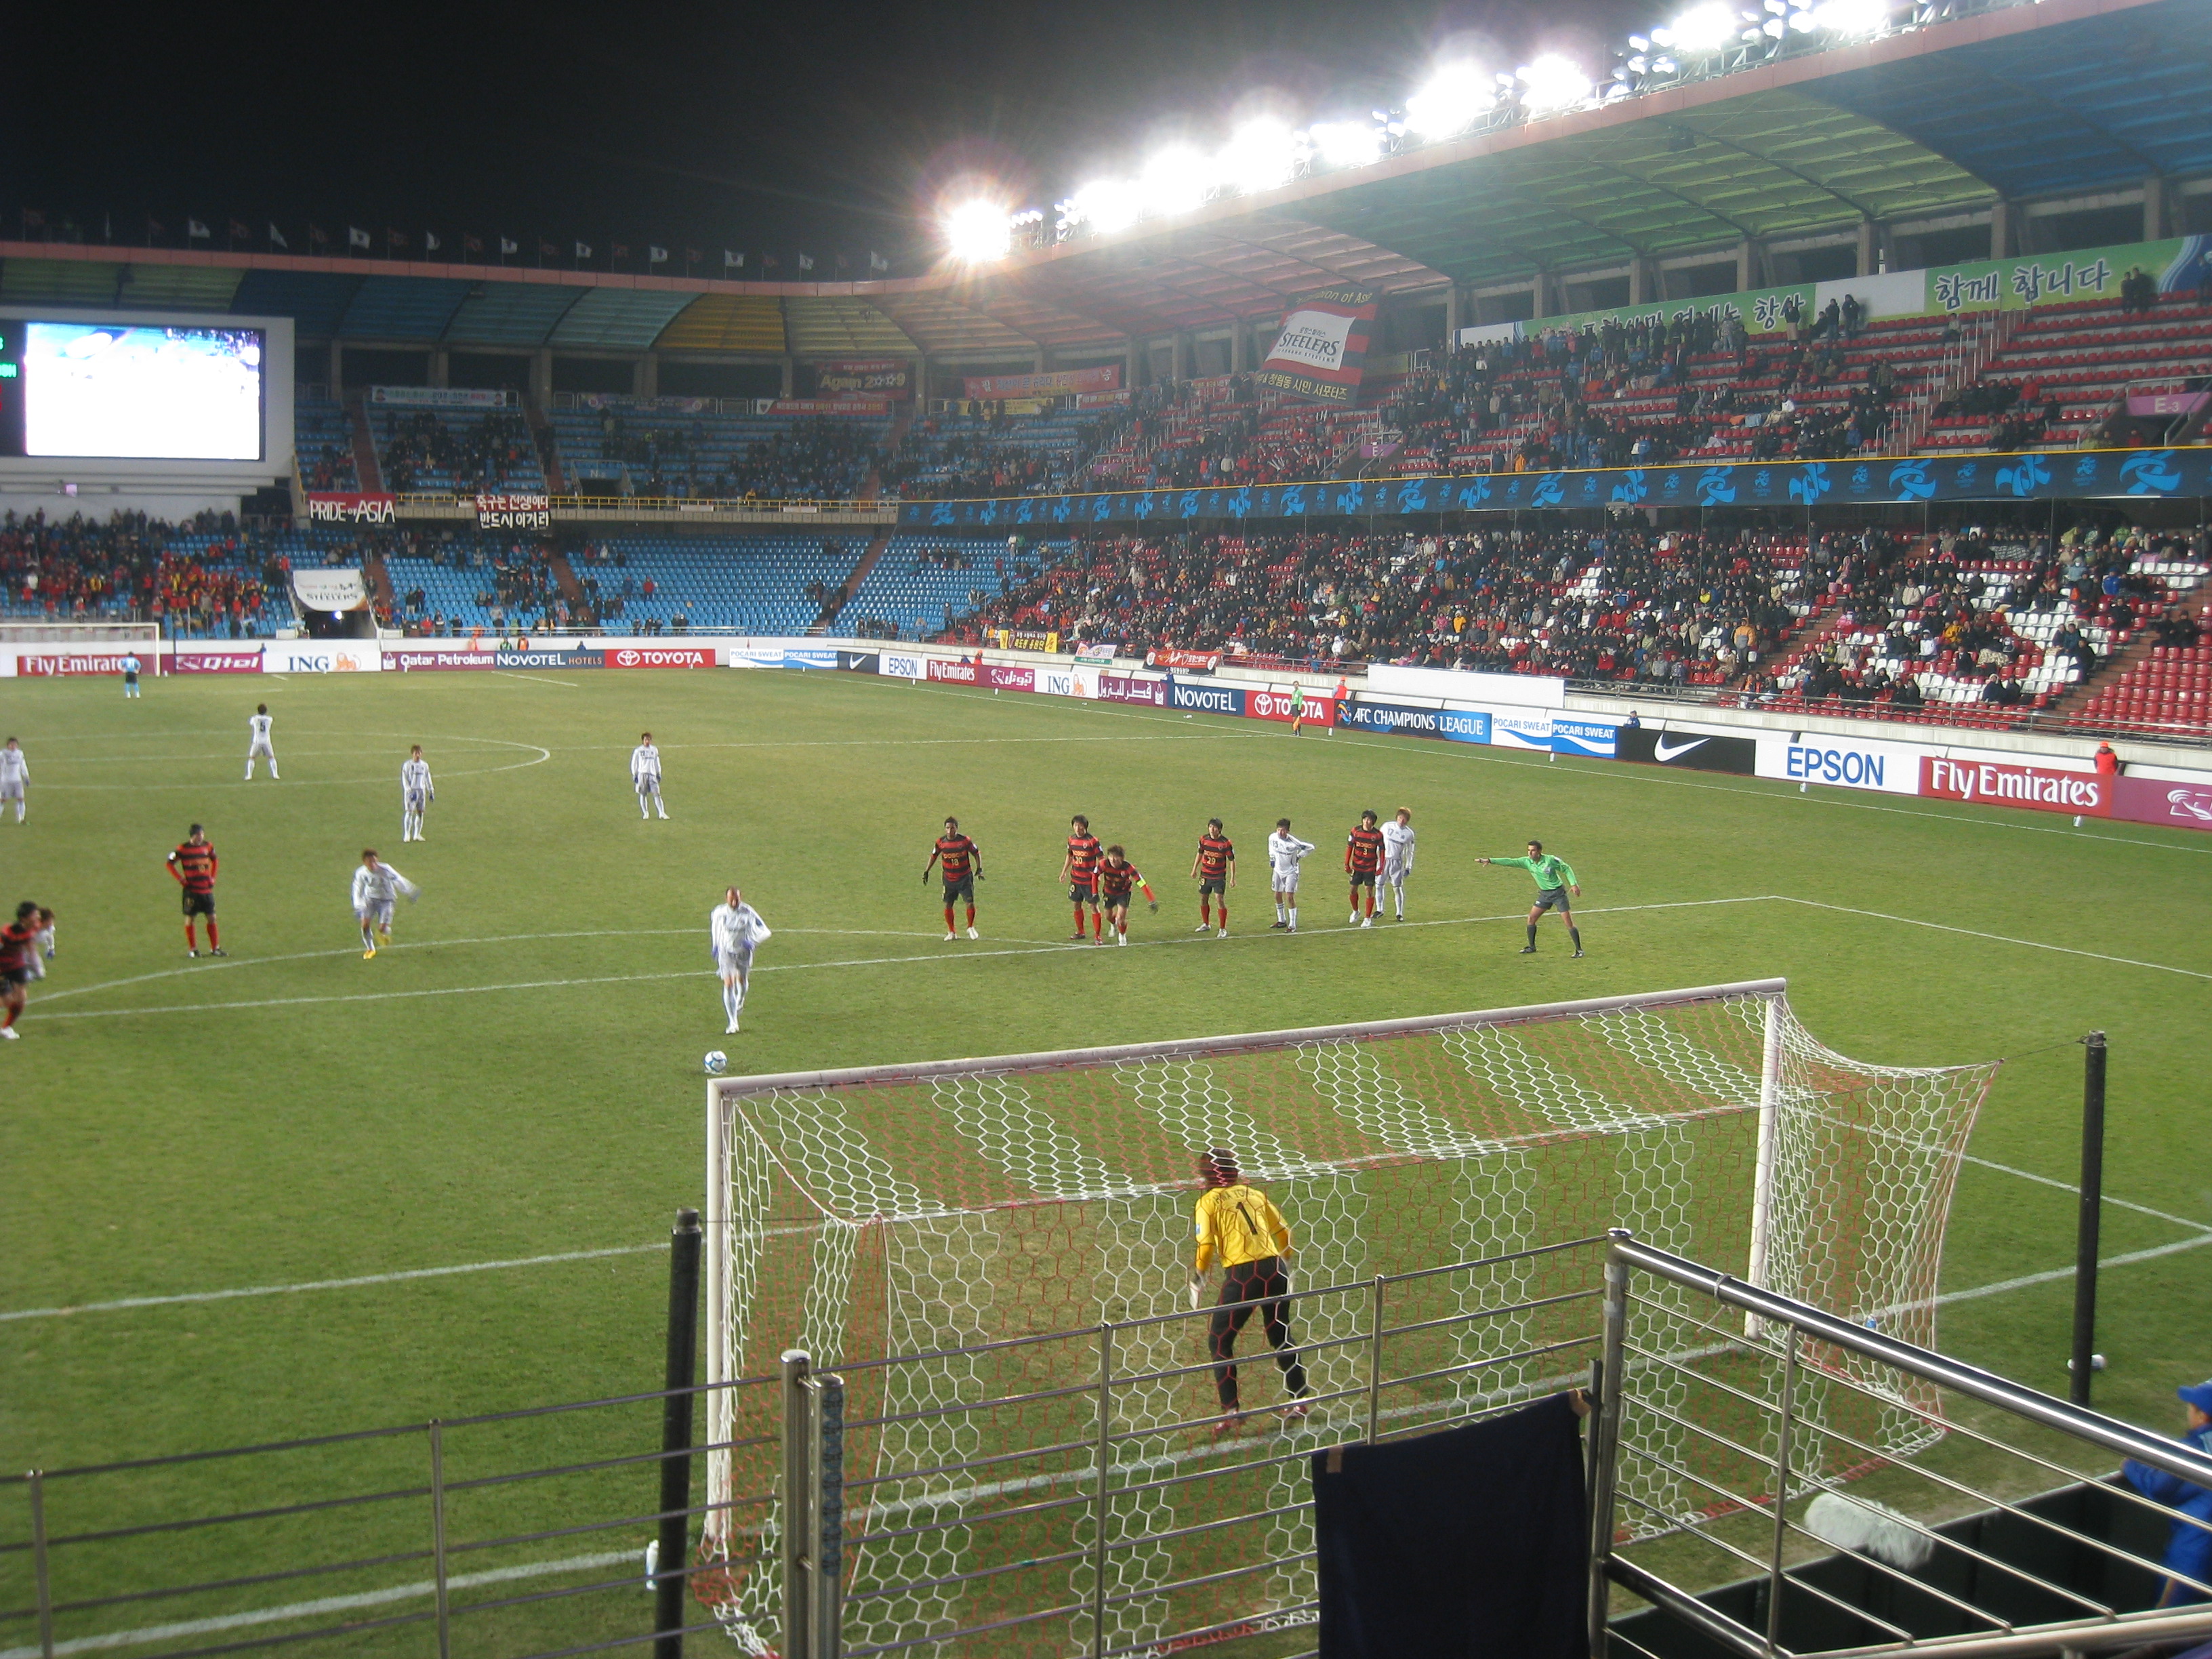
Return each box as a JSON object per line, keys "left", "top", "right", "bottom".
{"left": 899, "top": 447, "right": 2211, "bottom": 531}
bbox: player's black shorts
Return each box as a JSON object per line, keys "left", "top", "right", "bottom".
{"left": 1, "top": 968, "right": 29, "bottom": 989}
{"left": 124, "top": 672, "right": 140, "bottom": 684}
{"left": 941, "top": 874, "right": 974, "bottom": 905}
{"left": 1069, "top": 882, "right": 1098, "bottom": 904}
{"left": 1102, "top": 892, "right": 1132, "bottom": 913}
{"left": 1532, "top": 886, "right": 1572, "bottom": 914}
{"left": 1349, "top": 869, "right": 1376, "bottom": 888}
{"left": 1198, "top": 876, "right": 1227, "bottom": 896}
{"left": 182, "top": 890, "right": 217, "bottom": 918}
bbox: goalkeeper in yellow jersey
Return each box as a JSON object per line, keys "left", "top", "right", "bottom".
{"left": 1191, "top": 1149, "right": 1310, "bottom": 1435}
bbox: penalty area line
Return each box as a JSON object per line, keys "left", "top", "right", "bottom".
{"left": 1771, "top": 895, "right": 2211, "bottom": 981}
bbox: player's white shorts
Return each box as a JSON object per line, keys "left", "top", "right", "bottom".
{"left": 0, "top": 781, "right": 21, "bottom": 801}
{"left": 1271, "top": 868, "right": 1303, "bottom": 892}
{"left": 249, "top": 740, "right": 275, "bottom": 758}
{"left": 636, "top": 776, "right": 661, "bottom": 794}
{"left": 356, "top": 901, "right": 396, "bottom": 928}
{"left": 405, "top": 789, "right": 428, "bottom": 811}
{"left": 714, "top": 947, "right": 754, "bottom": 978}
{"left": 1385, "top": 858, "right": 1412, "bottom": 884}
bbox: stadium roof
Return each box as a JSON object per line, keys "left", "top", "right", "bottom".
{"left": 1, "top": 0, "right": 2200, "bottom": 360}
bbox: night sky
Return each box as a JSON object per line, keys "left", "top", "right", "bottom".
{"left": 10, "top": 0, "right": 1648, "bottom": 272}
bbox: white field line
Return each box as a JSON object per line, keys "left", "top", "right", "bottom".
{"left": 0, "top": 1549, "right": 636, "bottom": 1659}
{"left": 26, "top": 897, "right": 1769, "bottom": 1023}
{"left": 1770, "top": 895, "right": 2212, "bottom": 981}
{"left": 28, "top": 1218, "right": 2207, "bottom": 1659}
{"left": 1960, "top": 1152, "right": 2209, "bottom": 1231}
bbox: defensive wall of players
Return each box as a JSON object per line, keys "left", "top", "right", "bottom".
{"left": 8, "top": 634, "right": 2208, "bottom": 834}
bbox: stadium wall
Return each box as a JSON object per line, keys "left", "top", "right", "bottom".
{"left": 13, "top": 634, "right": 2201, "bottom": 830}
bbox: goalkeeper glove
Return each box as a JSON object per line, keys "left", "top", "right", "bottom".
{"left": 1188, "top": 1274, "right": 1204, "bottom": 1311}
{"left": 1147, "top": 900, "right": 1159, "bottom": 913}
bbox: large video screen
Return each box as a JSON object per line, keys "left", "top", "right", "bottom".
{"left": 2, "top": 323, "right": 266, "bottom": 461}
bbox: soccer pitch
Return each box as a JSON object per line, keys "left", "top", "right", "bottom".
{"left": 2, "top": 666, "right": 2208, "bottom": 1592}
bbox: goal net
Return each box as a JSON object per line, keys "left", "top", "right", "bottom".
{"left": 699, "top": 978, "right": 1996, "bottom": 1656}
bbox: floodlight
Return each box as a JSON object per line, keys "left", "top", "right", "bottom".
{"left": 1138, "top": 146, "right": 1208, "bottom": 217}
{"left": 1311, "top": 119, "right": 1385, "bottom": 169}
{"left": 942, "top": 199, "right": 1011, "bottom": 263}
{"left": 1406, "top": 62, "right": 1494, "bottom": 138}
{"left": 1664, "top": 3, "right": 1739, "bottom": 52}
{"left": 1061, "top": 178, "right": 1141, "bottom": 235}
{"left": 1221, "top": 119, "right": 1298, "bottom": 195}
{"left": 1810, "top": 0, "right": 1888, "bottom": 32}
{"left": 1517, "top": 55, "right": 1591, "bottom": 113}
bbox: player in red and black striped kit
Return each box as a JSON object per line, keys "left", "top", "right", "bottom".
{"left": 1345, "top": 811, "right": 1385, "bottom": 929}
{"left": 922, "top": 817, "right": 983, "bottom": 941}
{"left": 0, "top": 901, "right": 41, "bottom": 1038}
{"left": 1189, "top": 819, "right": 1237, "bottom": 938}
{"left": 1061, "top": 815, "right": 1105, "bottom": 941}
{"left": 167, "top": 823, "right": 224, "bottom": 957}
{"left": 1097, "top": 845, "right": 1158, "bottom": 946}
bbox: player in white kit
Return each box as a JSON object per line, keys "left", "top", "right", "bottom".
{"left": 710, "top": 886, "right": 773, "bottom": 1033}
{"left": 0, "top": 739, "right": 27, "bottom": 823}
{"left": 631, "top": 732, "right": 668, "bottom": 819}
{"left": 245, "top": 705, "right": 279, "bottom": 779}
{"left": 1380, "top": 808, "right": 1416, "bottom": 920}
{"left": 351, "top": 850, "right": 419, "bottom": 958}
{"left": 401, "top": 746, "right": 434, "bottom": 841}
{"left": 1265, "top": 819, "right": 1315, "bottom": 933}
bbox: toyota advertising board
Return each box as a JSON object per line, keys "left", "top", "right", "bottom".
{"left": 1618, "top": 727, "right": 1757, "bottom": 774}
{"left": 1243, "top": 688, "right": 1337, "bottom": 726}
{"left": 605, "top": 646, "right": 716, "bottom": 670}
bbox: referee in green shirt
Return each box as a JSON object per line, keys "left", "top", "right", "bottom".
{"left": 1479, "top": 840, "right": 1584, "bottom": 956}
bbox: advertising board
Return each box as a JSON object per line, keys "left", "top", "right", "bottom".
{"left": 986, "top": 665, "right": 1036, "bottom": 692}
{"left": 1341, "top": 699, "right": 1491, "bottom": 743}
{"left": 1169, "top": 681, "right": 1246, "bottom": 717}
{"left": 1758, "top": 734, "right": 1924, "bottom": 795}
{"left": 1098, "top": 672, "right": 1166, "bottom": 707}
{"left": 1920, "top": 756, "right": 2106, "bottom": 815}
{"left": 1490, "top": 710, "right": 1555, "bottom": 751}
{"left": 605, "top": 645, "right": 717, "bottom": 670}
{"left": 880, "top": 652, "right": 925, "bottom": 680}
{"left": 1618, "top": 727, "right": 1757, "bottom": 774}
{"left": 1242, "top": 687, "right": 1338, "bottom": 726}
{"left": 388, "top": 648, "right": 496, "bottom": 672}
{"left": 1550, "top": 716, "right": 1618, "bottom": 758}
{"left": 173, "top": 648, "right": 264, "bottom": 674}
{"left": 267, "top": 642, "right": 380, "bottom": 674}
{"left": 928, "top": 657, "right": 981, "bottom": 684}
{"left": 836, "top": 651, "right": 881, "bottom": 674}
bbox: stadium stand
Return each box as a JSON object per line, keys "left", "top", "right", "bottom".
{"left": 293, "top": 394, "right": 360, "bottom": 493}
{"left": 382, "top": 535, "right": 573, "bottom": 635}
{"left": 0, "top": 513, "right": 296, "bottom": 637}
{"left": 568, "top": 535, "right": 868, "bottom": 634}
{"left": 371, "top": 407, "right": 545, "bottom": 495}
{"left": 840, "top": 535, "right": 1069, "bottom": 639}
{"left": 884, "top": 409, "right": 1106, "bottom": 498}
{"left": 550, "top": 402, "right": 889, "bottom": 500}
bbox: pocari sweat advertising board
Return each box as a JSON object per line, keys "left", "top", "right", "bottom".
{"left": 1550, "top": 716, "right": 1618, "bottom": 758}
{"left": 1490, "top": 710, "right": 1555, "bottom": 750}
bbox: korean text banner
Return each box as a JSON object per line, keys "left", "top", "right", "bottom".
{"left": 1256, "top": 287, "right": 1377, "bottom": 407}
{"left": 813, "top": 360, "right": 912, "bottom": 398}
{"left": 962, "top": 366, "right": 1121, "bottom": 400}
{"left": 897, "top": 447, "right": 2212, "bottom": 531}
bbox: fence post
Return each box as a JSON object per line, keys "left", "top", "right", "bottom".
{"left": 2070, "top": 1031, "right": 2108, "bottom": 1408}
{"left": 804, "top": 1370, "right": 844, "bottom": 1659}
{"left": 1366, "top": 1277, "right": 1386, "bottom": 1443}
{"left": 1586, "top": 1231, "right": 1633, "bottom": 1658}
{"left": 1765, "top": 1334, "right": 1801, "bottom": 1656}
{"left": 28, "top": 1471, "right": 54, "bottom": 1659}
{"left": 1091, "top": 1324, "right": 1111, "bottom": 1659}
{"left": 781, "top": 1351, "right": 812, "bottom": 1659}
{"left": 429, "top": 1423, "right": 450, "bottom": 1659}
{"left": 1745, "top": 993, "right": 1786, "bottom": 1339}
{"left": 656, "top": 1208, "right": 704, "bottom": 1659}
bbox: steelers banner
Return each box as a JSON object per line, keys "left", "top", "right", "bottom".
{"left": 1254, "top": 286, "right": 1378, "bottom": 406}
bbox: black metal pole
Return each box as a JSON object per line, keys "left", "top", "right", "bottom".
{"left": 655, "top": 1208, "right": 703, "bottom": 1659}
{"left": 2070, "top": 1032, "right": 2107, "bottom": 1408}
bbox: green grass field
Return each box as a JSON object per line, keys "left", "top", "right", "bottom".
{"left": 1, "top": 664, "right": 2208, "bottom": 1654}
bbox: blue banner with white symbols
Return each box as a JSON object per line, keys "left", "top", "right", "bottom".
{"left": 897, "top": 447, "right": 2209, "bottom": 530}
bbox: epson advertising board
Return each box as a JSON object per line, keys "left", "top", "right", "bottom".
{"left": 1757, "top": 734, "right": 1923, "bottom": 795}
{"left": 879, "top": 652, "right": 926, "bottom": 680}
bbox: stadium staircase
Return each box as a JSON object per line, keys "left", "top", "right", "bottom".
{"left": 523, "top": 395, "right": 568, "bottom": 495}
{"left": 808, "top": 530, "right": 892, "bottom": 633}
{"left": 548, "top": 551, "right": 587, "bottom": 615}
{"left": 2052, "top": 579, "right": 2211, "bottom": 734}
{"left": 857, "top": 404, "right": 914, "bottom": 504}
{"left": 344, "top": 393, "right": 385, "bottom": 492}
{"left": 361, "top": 548, "right": 396, "bottom": 621}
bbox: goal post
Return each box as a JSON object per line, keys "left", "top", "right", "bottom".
{"left": 699, "top": 978, "right": 1998, "bottom": 1655}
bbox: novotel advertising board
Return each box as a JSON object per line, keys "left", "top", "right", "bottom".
{"left": 1170, "top": 681, "right": 1246, "bottom": 716}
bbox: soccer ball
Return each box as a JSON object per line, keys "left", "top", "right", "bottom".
{"left": 703, "top": 1050, "right": 729, "bottom": 1075}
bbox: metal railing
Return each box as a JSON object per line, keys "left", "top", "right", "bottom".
{"left": 1591, "top": 1232, "right": 2212, "bottom": 1658}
